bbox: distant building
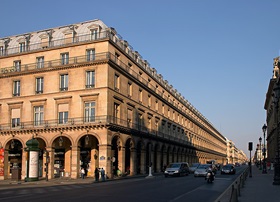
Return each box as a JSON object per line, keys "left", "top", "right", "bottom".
{"left": 0, "top": 19, "right": 228, "bottom": 180}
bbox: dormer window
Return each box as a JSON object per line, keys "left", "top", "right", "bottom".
{"left": 19, "top": 42, "right": 25, "bottom": 52}
{"left": 0, "top": 46, "right": 3, "bottom": 56}
{"left": 90, "top": 29, "right": 98, "bottom": 40}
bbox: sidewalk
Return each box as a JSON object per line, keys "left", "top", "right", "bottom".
{"left": 0, "top": 173, "right": 149, "bottom": 190}
{"left": 238, "top": 165, "right": 280, "bottom": 202}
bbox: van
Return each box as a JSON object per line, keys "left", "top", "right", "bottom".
{"left": 164, "top": 162, "right": 190, "bottom": 177}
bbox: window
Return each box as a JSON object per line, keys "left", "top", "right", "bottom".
{"left": 36, "top": 57, "right": 44, "bottom": 68}
{"left": 128, "top": 82, "right": 132, "bottom": 97}
{"left": 61, "top": 53, "right": 69, "bottom": 65}
{"left": 127, "top": 108, "right": 133, "bottom": 128}
{"left": 90, "top": 29, "right": 98, "bottom": 40}
{"left": 59, "top": 111, "right": 68, "bottom": 124}
{"left": 19, "top": 42, "right": 25, "bottom": 52}
{"left": 155, "top": 100, "right": 158, "bottom": 111}
{"left": 139, "top": 89, "right": 143, "bottom": 103}
{"left": 84, "top": 101, "right": 95, "bottom": 122}
{"left": 86, "top": 49, "right": 95, "bottom": 61}
{"left": 114, "top": 74, "right": 120, "bottom": 91}
{"left": 58, "top": 104, "right": 69, "bottom": 124}
{"left": 0, "top": 46, "right": 3, "bottom": 56}
{"left": 162, "top": 104, "right": 165, "bottom": 115}
{"left": 35, "top": 77, "right": 44, "bottom": 94}
{"left": 86, "top": 71, "right": 95, "bottom": 88}
{"left": 13, "top": 81, "right": 20, "bottom": 96}
{"left": 138, "top": 113, "right": 143, "bottom": 129}
{"left": 148, "top": 95, "right": 151, "bottom": 107}
{"left": 12, "top": 118, "right": 20, "bottom": 128}
{"left": 34, "top": 106, "right": 44, "bottom": 126}
{"left": 60, "top": 74, "right": 68, "bottom": 91}
{"left": 114, "top": 103, "right": 120, "bottom": 121}
{"left": 148, "top": 117, "right": 152, "bottom": 130}
{"left": 14, "top": 60, "right": 21, "bottom": 72}
{"left": 115, "top": 52, "right": 120, "bottom": 64}
{"left": 11, "top": 108, "right": 21, "bottom": 128}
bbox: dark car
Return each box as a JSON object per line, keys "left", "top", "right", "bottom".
{"left": 164, "top": 162, "right": 190, "bottom": 177}
{"left": 221, "top": 164, "right": 236, "bottom": 174}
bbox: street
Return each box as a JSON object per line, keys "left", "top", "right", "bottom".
{"left": 0, "top": 166, "right": 246, "bottom": 202}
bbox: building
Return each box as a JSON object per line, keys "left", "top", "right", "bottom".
{"left": 264, "top": 57, "right": 280, "bottom": 166}
{"left": 0, "top": 19, "right": 228, "bottom": 180}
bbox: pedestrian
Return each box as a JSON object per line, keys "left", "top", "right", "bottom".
{"left": 81, "top": 167, "right": 85, "bottom": 179}
{"left": 100, "top": 168, "right": 105, "bottom": 181}
{"left": 94, "top": 167, "right": 100, "bottom": 182}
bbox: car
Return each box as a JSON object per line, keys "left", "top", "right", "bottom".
{"left": 164, "top": 162, "right": 190, "bottom": 177}
{"left": 194, "top": 164, "right": 212, "bottom": 177}
{"left": 221, "top": 164, "right": 236, "bottom": 174}
{"left": 189, "top": 163, "right": 200, "bottom": 173}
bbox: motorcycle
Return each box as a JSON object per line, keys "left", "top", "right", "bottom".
{"left": 205, "top": 170, "right": 215, "bottom": 183}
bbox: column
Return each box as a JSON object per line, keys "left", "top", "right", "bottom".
{"left": 70, "top": 146, "right": 80, "bottom": 179}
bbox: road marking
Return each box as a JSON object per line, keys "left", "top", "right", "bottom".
{"left": 169, "top": 187, "right": 201, "bottom": 202}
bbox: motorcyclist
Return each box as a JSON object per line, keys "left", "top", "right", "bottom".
{"left": 206, "top": 165, "right": 215, "bottom": 182}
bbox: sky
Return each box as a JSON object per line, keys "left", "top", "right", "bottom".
{"left": 0, "top": 0, "right": 278, "bottom": 158}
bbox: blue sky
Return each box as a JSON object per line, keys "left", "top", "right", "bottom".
{"left": 1, "top": 0, "right": 278, "bottom": 157}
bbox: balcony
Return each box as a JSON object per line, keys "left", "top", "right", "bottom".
{"left": 0, "top": 115, "right": 188, "bottom": 144}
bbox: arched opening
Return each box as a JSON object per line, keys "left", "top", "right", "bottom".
{"left": 52, "top": 135, "right": 71, "bottom": 178}
{"left": 36, "top": 138, "right": 46, "bottom": 177}
{"left": 78, "top": 134, "right": 99, "bottom": 177}
{"left": 6, "top": 139, "right": 22, "bottom": 178}
{"left": 111, "top": 136, "right": 120, "bottom": 176}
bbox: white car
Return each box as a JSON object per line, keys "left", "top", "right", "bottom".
{"left": 194, "top": 164, "right": 211, "bottom": 177}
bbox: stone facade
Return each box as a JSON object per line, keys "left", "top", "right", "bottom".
{"left": 0, "top": 19, "right": 228, "bottom": 180}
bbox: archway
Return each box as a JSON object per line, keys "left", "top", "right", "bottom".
{"left": 78, "top": 134, "right": 99, "bottom": 177}
{"left": 36, "top": 138, "right": 46, "bottom": 177}
{"left": 111, "top": 136, "right": 120, "bottom": 176}
{"left": 52, "top": 135, "right": 71, "bottom": 178}
{"left": 6, "top": 139, "right": 23, "bottom": 178}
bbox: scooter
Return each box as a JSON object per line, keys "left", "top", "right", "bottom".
{"left": 206, "top": 170, "right": 214, "bottom": 183}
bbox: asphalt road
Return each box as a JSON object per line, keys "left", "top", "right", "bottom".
{"left": 0, "top": 166, "right": 246, "bottom": 202}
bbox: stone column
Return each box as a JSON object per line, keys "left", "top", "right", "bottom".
{"left": 156, "top": 149, "right": 161, "bottom": 173}
{"left": 70, "top": 146, "right": 80, "bottom": 179}
{"left": 118, "top": 146, "right": 125, "bottom": 174}
{"left": 130, "top": 147, "right": 136, "bottom": 175}
{"left": 47, "top": 147, "right": 54, "bottom": 179}
{"left": 98, "top": 144, "right": 112, "bottom": 179}
{"left": 21, "top": 149, "right": 27, "bottom": 180}
{"left": 140, "top": 147, "right": 146, "bottom": 174}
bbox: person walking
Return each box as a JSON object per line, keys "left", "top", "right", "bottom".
{"left": 94, "top": 167, "right": 100, "bottom": 182}
{"left": 100, "top": 168, "right": 105, "bottom": 181}
{"left": 81, "top": 167, "right": 85, "bottom": 179}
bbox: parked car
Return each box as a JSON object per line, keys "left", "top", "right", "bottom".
{"left": 189, "top": 163, "right": 200, "bottom": 173}
{"left": 221, "top": 164, "right": 236, "bottom": 174}
{"left": 194, "top": 164, "right": 212, "bottom": 177}
{"left": 164, "top": 162, "right": 190, "bottom": 177}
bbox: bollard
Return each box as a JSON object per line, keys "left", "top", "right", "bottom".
{"left": 230, "top": 184, "right": 238, "bottom": 202}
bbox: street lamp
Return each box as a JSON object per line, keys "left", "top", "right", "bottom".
{"left": 262, "top": 124, "right": 267, "bottom": 174}
{"left": 259, "top": 137, "right": 262, "bottom": 170}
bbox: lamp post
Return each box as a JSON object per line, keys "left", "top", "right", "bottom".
{"left": 273, "top": 81, "right": 280, "bottom": 185}
{"left": 259, "top": 137, "right": 262, "bottom": 170}
{"left": 262, "top": 124, "right": 267, "bottom": 174}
